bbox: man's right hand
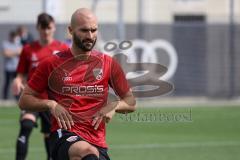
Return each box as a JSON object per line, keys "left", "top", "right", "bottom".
{"left": 12, "top": 77, "right": 25, "bottom": 96}
{"left": 48, "top": 101, "right": 74, "bottom": 130}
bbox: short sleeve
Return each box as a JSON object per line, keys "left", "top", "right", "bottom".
{"left": 27, "top": 58, "right": 51, "bottom": 93}
{"left": 61, "top": 43, "right": 69, "bottom": 50}
{"left": 17, "top": 46, "right": 29, "bottom": 74}
{"left": 109, "top": 57, "right": 130, "bottom": 98}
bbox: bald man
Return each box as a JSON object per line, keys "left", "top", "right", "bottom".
{"left": 18, "top": 8, "right": 136, "bottom": 160}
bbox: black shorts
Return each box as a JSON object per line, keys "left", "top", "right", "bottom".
{"left": 20, "top": 110, "right": 51, "bottom": 134}
{"left": 49, "top": 129, "right": 110, "bottom": 160}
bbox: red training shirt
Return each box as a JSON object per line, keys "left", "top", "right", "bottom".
{"left": 28, "top": 49, "right": 130, "bottom": 148}
{"left": 17, "top": 40, "right": 68, "bottom": 80}
{"left": 17, "top": 40, "right": 68, "bottom": 98}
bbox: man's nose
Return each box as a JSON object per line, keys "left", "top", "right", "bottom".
{"left": 43, "top": 29, "right": 49, "bottom": 34}
{"left": 86, "top": 31, "right": 93, "bottom": 39}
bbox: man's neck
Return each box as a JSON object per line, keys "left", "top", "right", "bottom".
{"left": 71, "top": 44, "right": 91, "bottom": 58}
{"left": 39, "top": 38, "right": 53, "bottom": 46}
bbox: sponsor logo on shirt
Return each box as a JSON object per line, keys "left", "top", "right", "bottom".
{"left": 62, "top": 76, "right": 73, "bottom": 82}
{"left": 62, "top": 72, "right": 73, "bottom": 82}
{"left": 62, "top": 85, "right": 104, "bottom": 97}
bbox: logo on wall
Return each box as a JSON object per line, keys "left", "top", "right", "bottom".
{"left": 101, "top": 39, "right": 178, "bottom": 98}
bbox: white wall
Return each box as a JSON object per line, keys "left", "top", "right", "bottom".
{"left": 0, "top": 0, "right": 239, "bottom": 24}
{"left": 0, "top": 0, "right": 42, "bottom": 23}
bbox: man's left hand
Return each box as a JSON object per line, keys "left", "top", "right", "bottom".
{"left": 92, "top": 101, "right": 118, "bottom": 130}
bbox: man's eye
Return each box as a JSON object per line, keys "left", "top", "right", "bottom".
{"left": 91, "top": 29, "right": 97, "bottom": 33}
{"left": 80, "top": 29, "right": 97, "bottom": 33}
{"left": 80, "top": 29, "right": 89, "bottom": 32}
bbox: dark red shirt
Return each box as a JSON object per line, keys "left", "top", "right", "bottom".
{"left": 17, "top": 40, "right": 68, "bottom": 80}
{"left": 28, "top": 49, "right": 130, "bottom": 148}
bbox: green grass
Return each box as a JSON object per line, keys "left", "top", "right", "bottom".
{"left": 0, "top": 105, "right": 240, "bottom": 160}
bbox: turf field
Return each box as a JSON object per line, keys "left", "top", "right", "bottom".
{"left": 0, "top": 105, "right": 240, "bottom": 160}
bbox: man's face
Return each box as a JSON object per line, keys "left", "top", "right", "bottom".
{"left": 70, "top": 19, "right": 98, "bottom": 51}
{"left": 37, "top": 22, "right": 56, "bottom": 42}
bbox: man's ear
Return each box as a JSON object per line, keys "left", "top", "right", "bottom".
{"left": 68, "top": 26, "right": 73, "bottom": 35}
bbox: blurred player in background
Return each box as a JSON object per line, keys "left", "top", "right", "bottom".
{"left": 12, "top": 13, "right": 68, "bottom": 160}
{"left": 16, "top": 25, "right": 34, "bottom": 46}
{"left": 1, "top": 30, "right": 22, "bottom": 100}
{"left": 18, "top": 8, "right": 136, "bottom": 160}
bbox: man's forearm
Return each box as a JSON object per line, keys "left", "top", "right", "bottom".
{"left": 15, "top": 73, "right": 25, "bottom": 82}
{"left": 18, "top": 85, "right": 56, "bottom": 112}
{"left": 115, "top": 93, "right": 136, "bottom": 113}
{"left": 3, "top": 50, "right": 20, "bottom": 58}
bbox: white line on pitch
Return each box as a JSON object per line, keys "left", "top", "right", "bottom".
{"left": 110, "top": 141, "right": 240, "bottom": 149}
{"left": 1, "top": 141, "right": 240, "bottom": 154}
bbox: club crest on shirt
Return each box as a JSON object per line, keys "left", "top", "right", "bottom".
{"left": 93, "top": 68, "right": 103, "bottom": 80}
{"left": 66, "top": 136, "right": 78, "bottom": 142}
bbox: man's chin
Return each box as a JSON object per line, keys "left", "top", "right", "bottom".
{"left": 84, "top": 44, "right": 94, "bottom": 51}
{"left": 82, "top": 47, "right": 93, "bottom": 52}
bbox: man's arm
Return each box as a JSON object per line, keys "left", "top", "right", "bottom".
{"left": 12, "top": 73, "right": 25, "bottom": 95}
{"left": 19, "top": 85, "right": 74, "bottom": 130}
{"left": 12, "top": 45, "right": 29, "bottom": 95}
{"left": 92, "top": 56, "right": 136, "bottom": 129}
{"left": 92, "top": 90, "right": 136, "bottom": 129}
{"left": 102, "top": 90, "right": 136, "bottom": 115}
{"left": 2, "top": 47, "right": 22, "bottom": 58}
{"left": 19, "top": 85, "right": 56, "bottom": 111}
{"left": 114, "top": 90, "right": 136, "bottom": 113}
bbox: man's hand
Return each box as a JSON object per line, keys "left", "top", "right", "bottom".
{"left": 104, "top": 109, "right": 116, "bottom": 123}
{"left": 12, "top": 77, "right": 25, "bottom": 96}
{"left": 48, "top": 101, "right": 74, "bottom": 130}
{"left": 92, "top": 101, "right": 118, "bottom": 130}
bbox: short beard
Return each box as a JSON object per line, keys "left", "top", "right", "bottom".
{"left": 73, "top": 33, "right": 96, "bottom": 52}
